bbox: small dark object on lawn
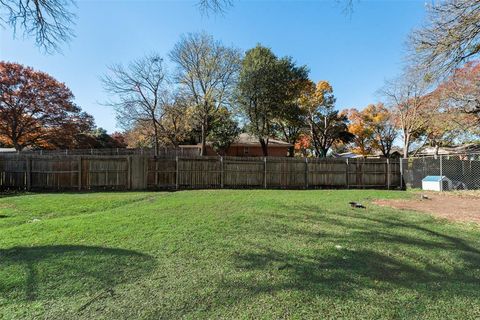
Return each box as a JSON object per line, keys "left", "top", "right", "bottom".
{"left": 349, "top": 202, "right": 366, "bottom": 209}
{"left": 421, "top": 194, "right": 430, "bottom": 200}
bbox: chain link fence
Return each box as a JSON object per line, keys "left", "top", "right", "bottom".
{"left": 401, "top": 153, "right": 480, "bottom": 190}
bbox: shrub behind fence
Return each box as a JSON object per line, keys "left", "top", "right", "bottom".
{"left": 0, "top": 155, "right": 401, "bottom": 191}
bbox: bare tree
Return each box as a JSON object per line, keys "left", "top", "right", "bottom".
{"left": 198, "top": 0, "right": 232, "bottom": 14}
{"left": 409, "top": 0, "right": 480, "bottom": 79}
{"left": 198, "top": 0, "right": 355, "bottom": 15}
{"left": 169, "top": 32, "right": 241, "bottom": 155}
{"left": 381, "top": 69, "right": 432, "bottom": 158}
{"left": 0, "top": 0, "right": 75, "bottom": 51}
{"left": 102, "top": 54, "right": 167, "bottom": 156}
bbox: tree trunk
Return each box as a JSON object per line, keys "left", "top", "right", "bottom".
{"left": 287, "top": 146, "right": 294, "bottom": 157}
{"left": 153, "top": 124, "right": 159, "bottom": 157}
{"left": 434, "top": 144, "right": 440, "bottom": 157}
{"left": 319, "top": 147, "right": 328, "bottom": 158}
{"left": 259, "top": 138, "right": 268, "bottom": 157}
{"left": 403, "top": 134, "right": 410, "bottom": 158}
{"left": 201, "top": 121, "right": 207, "bottom": 156}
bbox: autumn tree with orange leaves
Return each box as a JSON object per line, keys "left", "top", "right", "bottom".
{"left": 299, "top": 80, "right": 353, "bottom": 157}
{"left": 0, "top": 61, "right": 94, "bottom": 151}
{"left": 347, "top": 104, "right": 398, "bottom": 157}
{"left": 345, "top": 108, "right": 375, "bottom": 156}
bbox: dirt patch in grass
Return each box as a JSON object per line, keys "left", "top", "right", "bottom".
{"left": 374, "top": 191, "right": 480, "bottom": 224}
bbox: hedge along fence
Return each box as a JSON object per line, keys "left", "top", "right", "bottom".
{"left": 0, "top": 155, "right": 402, "bottom": 191}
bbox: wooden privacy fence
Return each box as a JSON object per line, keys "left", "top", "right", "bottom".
{"left": 0, "top": 155, "right": 401, "bottom": 191}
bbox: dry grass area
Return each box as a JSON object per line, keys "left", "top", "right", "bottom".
{"left": 374, "top": 190, "right": 480, "bottom": 224}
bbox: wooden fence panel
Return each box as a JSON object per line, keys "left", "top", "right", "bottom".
{"left": 0, "top": 156, "right": 26, "bottom": 188}
{"left": 147, "top": 158, "right": 177, "bottom": 189}
{"left": 360, "top": 159, "right": 389, "bottom": 187}
{"left": 308, "top": 159, "right": 347, "bottom": 187}
{"left": 223, "top": 157, "right": 264, "bottom": 188}
{"left": 31, "top": 157, "right": 79, "bottom": 190}
{"left": 266, "top": 158, "right": 306, "bottom": 188}
{"left": 83, "top": 157, "right": 128, "bottom": 190}
{"left": 0, "top": 154, "right": 401, "bottom": 191}
{"left": 178, "top": 157, "right": 221, "bottom": 188}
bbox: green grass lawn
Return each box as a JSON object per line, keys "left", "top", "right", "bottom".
{"left": 1, "top": 190, "right": 479, "bottom": 319}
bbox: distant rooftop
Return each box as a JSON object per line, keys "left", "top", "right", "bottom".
{"left": 0, "top": 148, "right": 16, "bottom": 153}
{"left": 232, "top": 133, "right": 292, "bottom": 147}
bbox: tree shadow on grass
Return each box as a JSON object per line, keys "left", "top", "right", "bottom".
{"left": 224, "top": 205, "right": 480, "bottom": 303}
{"left": 0, "top": 245, "right": 155, "bottom": 302}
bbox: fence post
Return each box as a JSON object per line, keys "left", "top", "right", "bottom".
{"left": 345, "top": 158, "right": 349, "bottom": 189}
{"left": 439, "top": 155, "right": 443, "bottom": 191}
{"left": 305, "top": 157, "right": 309, "bottom": 189}
{"left": 78, "top": 156, "right": 82, "bottom": 190}
{"left": 127, "top": 156, "right": 132, "bottom": 190}
{"left": 175, "top": 156, "right": 179, "bottom": 190}
{"left": 399, "top": 158, "right": 404, "bottom": 190}
{"left": 264, "top": 157, "right": 267, "bottom": 189}
{"left": 154, "top": 157, "right": 158, "bottom": 187}
{"left": 26, "top": 157, "right": 31, "bottom": 191}
{"left": 386, "top": 158, "right": 390, "bottom": 190}
{"left": 220, "top": 156, "right": 224, "bottom": 188}
{"left": 362, "top": 158, "right": 366, "bottom": 189}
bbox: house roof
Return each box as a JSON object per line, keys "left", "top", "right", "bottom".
{"left": 422, "top": 176, "right": 450, "bottom": 182}
{"left": 231, "top": 133, "right": 292, "bottom": 147}
{"left": 178, "top": 133, "right": 293, "bottom": 148}
{"left": 415, "top": 143, "right": 480, "bottom": 156}
{"left": 0, "top": 148, "right": 16, "bottom": 153}
{"left": 333, "top": 152, "right": 365, "bottom": 159}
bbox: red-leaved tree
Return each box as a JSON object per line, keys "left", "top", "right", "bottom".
{"left": 0, "top": 61, "right": 94, "bottom": 150}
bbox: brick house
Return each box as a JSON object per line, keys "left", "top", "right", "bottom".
{"left": 180, "top": 133, "right": 293, "bottom": 157}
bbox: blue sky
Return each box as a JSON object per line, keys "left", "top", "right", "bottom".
{"left": 0, "top": 0, "right": 426, "bottom": 133}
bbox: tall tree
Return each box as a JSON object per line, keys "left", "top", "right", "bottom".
{"left": 346, "top": 108, "right": 375, "bottom": 156}
{"left": 273, "top": 65, "right": 309, "bottom": 157}
{"left": 409, "top": 0, "right": 480, "bottom": 78}
{"left": 1, "top": 0, "right": 75, "bottom": 51}
{"left": 347, "top": 104, "right": 398, "bottom": 157}
{"left": 207, "top": 107, "right": 240, "bottom": 155}
{"left": 299, "top": 80, "right": 353, "bottom": 157}
{"left": 157, "top": 93, "right": 193, "bottom": 147}
{"left": 237, "top": 45, "right": 308, "bottom": 156}
{"left": 434, "top": 61, "right": 480, "bottom": 120}
{"left": 102, "top": 53, "right": 168, "bottom": 156}
{"left": 0, "top": 61, "right": 94, "bottom": 150}
{"left": 170, "top": 32, "right": 241, "bottom": 156}
{"left": 381, "top": 70, "right": 431, "bottom": 158}
{"left": 365, "top": 103, "right": 398, "bottom": 158}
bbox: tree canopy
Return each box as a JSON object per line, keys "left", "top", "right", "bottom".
{"left": 0, "top": 61, "right": 94, "bottom": 150}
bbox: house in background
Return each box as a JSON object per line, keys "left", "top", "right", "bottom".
{"left": 0, "top": 148, "right": 16, "bottom": 153}
{"left": 180, "top": 133, "right": 293, "bottom": 157}
{"left": 414, "top": 143, "right": 480, "bottom": 157}
{"left": 334, "top": 148, "right": 403, "bottom": 159}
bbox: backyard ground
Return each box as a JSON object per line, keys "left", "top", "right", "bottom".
{"left": 1, "top": 190, "right": 479, "bottom": 319}
{"left": 375, "top": 190, "right": 480, "bottom": 224}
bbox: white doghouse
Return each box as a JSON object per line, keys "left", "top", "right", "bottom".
{"left": 422, "top": 176, "right": 452, "bottom": 192}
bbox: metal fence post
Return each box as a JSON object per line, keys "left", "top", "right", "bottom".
{"left": 439, "top": 155, "right": 443, "bottom": 191}
{"left": 264, "top": 157, "right": 267, "bottom": 189}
